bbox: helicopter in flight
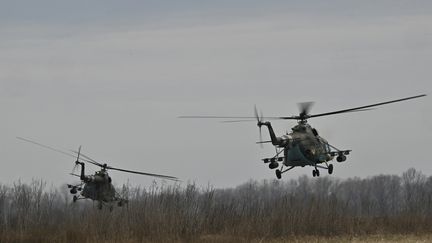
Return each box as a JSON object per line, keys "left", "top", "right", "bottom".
{"left": 17, "top": 137, "right": 178, "bottom": 210}
{"left": 180, "top": 94, "right": 426, "bottom": 179}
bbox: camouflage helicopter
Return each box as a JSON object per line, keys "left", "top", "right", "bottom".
{"left": 17, "top": 137, "right": 178, "bottom": 210}
{"left": 180, "top": 94, "right": 426, "bottom": 179}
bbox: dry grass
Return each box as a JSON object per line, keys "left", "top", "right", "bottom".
{"left": 277, "top": 234, "right": 432, "bottom": 243}
{"left": 0, "top": 168, "right": 432, "bottom": 242}
{"left": 3, "top": 233, "right": 431, "bottom": 243}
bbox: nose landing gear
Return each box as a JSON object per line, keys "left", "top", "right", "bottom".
{"left": 312, "top": 163, "right": 334, "bottom": 177}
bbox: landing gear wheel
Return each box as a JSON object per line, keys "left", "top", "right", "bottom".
{"left": 275, "top": 169, "right": 282, "bottom": 179}
{"left": 316, "top": 169, "right": 320, "bottom": 177}
{"left": 312, "top": 170, "right": 316, "bottom": 177}
{"left": 328, "top": 164, "right": 334, "bottom": 175}
{"left": 73, "top": 195, "right": 78, "bottom": 203}
{"left": 269, "top": 162, "right": 278, "bottom": 170}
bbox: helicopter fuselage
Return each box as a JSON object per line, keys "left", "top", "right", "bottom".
{"left": 179, "top": 94, "right": 426, "bottom": 179}
{"left": 261, "top": 120, "right": 349, "bottom": 178}
{"left": 70, "top": 162, "right": 126, "bottom": 209}
{"left": 17, "top": 137, "right": 177, "bottom": 210}
{"left": 81, "top": 173, "right": 116, "bottom": 202}
{"left": 282, "top": 122, "right": 333, "bottom": 166}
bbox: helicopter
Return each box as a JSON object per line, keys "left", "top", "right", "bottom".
{"left": 180, "top": 94, "right": 426, "bottom": 179}
{"left": 17, "top": 137, "right": 178, "bottom": 210}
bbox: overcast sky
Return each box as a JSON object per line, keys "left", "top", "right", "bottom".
{"left": 1, "top": 1, "right": 431, "bottom": 188}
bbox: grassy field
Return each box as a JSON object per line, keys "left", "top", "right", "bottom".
{"left": 199, "top": 234, "right": 432, "bottom": 243}
{"left": 2, "top": 233, "right": 432, "bottom": 242}
{"left": 1, "top": 168, "right": 432, "bottom": 242}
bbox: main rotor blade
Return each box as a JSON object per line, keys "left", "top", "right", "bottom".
{"left": 72, "top": 152, "right": 179, "bottom": 180}
{"left": 180, "top": 115, "right": 295, "bottom": 120}
{"left": 70, "top": 150, "right": 179, "bottom": 180}
{"left": 17, "top": 137, "right": 77, "bottom": 159}
{"left": 179, "top": 115, "right": 261, "bottom": 119}
{"left": 18, "top": 137, "right": 178, "bottom": 181}
{"left": 307, "top": 94, "right": 426, "bottom": 119}
{"left": 70, "top": 150, "right": 104, "bottom": 167}
{"left": 106, "top": 165, "right": 179, "bottom": 181}
{"left": 220, "top": 119, "right": 256, "bottom": 123}
{"left": 17, "top": 137, "right": 101, "bottom": 167}
{"left": 179, "top": 95, "right": 423, "bottom": 121}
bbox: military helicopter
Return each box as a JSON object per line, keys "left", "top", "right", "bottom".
{"left": 17, "top": 137, "right": 178, "bottom": 210}
{"left": 180, "top": 94, "right": 426, "bottom": 179}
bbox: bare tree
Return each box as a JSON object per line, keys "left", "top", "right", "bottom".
{"left": 0, "top": 168, "right": 432, "bottom": 241}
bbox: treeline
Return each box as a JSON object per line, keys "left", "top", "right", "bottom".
{"left": 0, "top": 168, "right": 431, "bottom": 242}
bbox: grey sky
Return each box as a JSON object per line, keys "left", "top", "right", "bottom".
{"left": 1, "top": 1, "right": 431, "bottom": 187}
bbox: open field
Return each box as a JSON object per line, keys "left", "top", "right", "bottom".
{"left": 1, "top": 168, "right": 432, "bottom": 242}
{"left": 200, "top": 234, "right": 432, "bottom": 243}
{"left": 3, "top": 233, "right": 432, "bottom": 243}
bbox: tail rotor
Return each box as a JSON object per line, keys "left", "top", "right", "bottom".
{"left": 255, "top": 106, "right": 264, "bottom": 148}
{"left": 75, "top": 145, "right": 81, "bottom": 164}
{"left": 72, "top": 146, "right": 81, "bottom": 173}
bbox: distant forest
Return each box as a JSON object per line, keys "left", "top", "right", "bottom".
{"left": 0, "top": 168, "right": 431, "bottom": 242}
